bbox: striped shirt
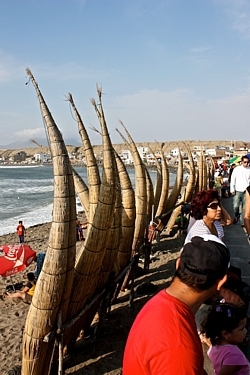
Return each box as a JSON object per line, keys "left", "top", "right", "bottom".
{"left": 185, "top": 219, "right": 224, "bottom": 244}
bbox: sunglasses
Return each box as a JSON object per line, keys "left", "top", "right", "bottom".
{"left": 207, "top": 202, "right": 221, "bottom": 210}
{"left": 243, "top": 161, "right": 249, "bottom": 164}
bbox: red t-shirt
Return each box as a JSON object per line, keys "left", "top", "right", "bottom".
{"left": 17, "top": 224, "right": 25, "bottom": 236}
{"left": 123, "top": 289, "right": 204, "bottom": 375}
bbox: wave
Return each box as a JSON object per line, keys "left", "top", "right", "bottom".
{"left": 0, "top": 203, "right": 54, "bottom": 236}
{"left": 0, "top": 165, "right": 44, "bottom": 169}
{"left": 0, "top": 200, "right": 83, "bottom": 236}
{"left": 0, "top": 185, "right": 54, "bottom": 194}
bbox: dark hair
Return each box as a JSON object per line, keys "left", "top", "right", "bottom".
{"left": 27, "top": 272, "right": 36, "bottom": 282}
{"left": 19, "top": 220, "right": 22, "bottom": 224}
{"left": 202, "top": 303, "right": 246, "bottom": 345}
{"left": 241, "top": 155, "right": 249, "bottom": 162}
{"left": 191, "top": 189, "right": 221, "bottom": 220}
{"left": 174, "top": 268, "right": 225, "bottom": 292}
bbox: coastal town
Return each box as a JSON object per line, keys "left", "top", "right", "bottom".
{"left": 0, "top": 140, "right": 250, "bottom": 167}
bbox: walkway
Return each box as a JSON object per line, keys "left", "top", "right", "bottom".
{"left": 223, "top": 197, "right": 250, "bottom": 284}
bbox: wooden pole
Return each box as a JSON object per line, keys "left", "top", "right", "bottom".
{"left": 57, "top": 311, "right": 63, "bottom": 375}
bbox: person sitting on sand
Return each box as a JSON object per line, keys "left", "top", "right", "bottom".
{"left": 4, "top": 272, "right": 36, "bottom": 303}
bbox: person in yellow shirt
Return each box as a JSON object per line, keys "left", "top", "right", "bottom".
{"left": 4, "top": 272, "right": 36, "bottom": 303}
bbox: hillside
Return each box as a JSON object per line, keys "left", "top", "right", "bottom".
{"left": 0, "top": 140, "right": 249, "bottom": 158}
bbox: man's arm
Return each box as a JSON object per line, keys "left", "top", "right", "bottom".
{"left": 230, "top": 168, "right": 236, "bottom": 194}
{"left": 220, "top": 205, "right": 232, "bottom": 226}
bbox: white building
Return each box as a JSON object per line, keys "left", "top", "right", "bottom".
{"left": 171, "top": 148, "right": 185, "bottom": 157}
{"left": 205, "top": 148, "right": 216, "bottom": 156}
{"left": 34, "top": 153, "right": 51, "bottom": 163}
{"left": 120, "top": 150, "right": 133, "bottom": 165}
{"left": 137, "top": 146, "right": 148, "bottom": 161}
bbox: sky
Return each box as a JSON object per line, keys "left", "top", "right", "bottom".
{"left": 1, "top": 0, "right": 250, "bottom": 146}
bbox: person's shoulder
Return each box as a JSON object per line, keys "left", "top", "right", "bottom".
{"left": 191, "top": 219, "right": 204, "bottom": 227}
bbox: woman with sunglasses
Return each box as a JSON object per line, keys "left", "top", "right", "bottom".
{"left": 185, "top": 189, "right": 230, "bottom": 244}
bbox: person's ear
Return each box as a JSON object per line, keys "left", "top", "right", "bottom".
{"left": 217, "top": 274, "right": 228, "bottom": 291}
{"left": 221, "top": 330, "right": 228, "bottom": 340}
{"left": 176, "top": 258, "right": 180, "bottom": 270}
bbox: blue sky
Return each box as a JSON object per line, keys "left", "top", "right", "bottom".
{"left": 1, "top": 0, "right": 250, "bottom": 146}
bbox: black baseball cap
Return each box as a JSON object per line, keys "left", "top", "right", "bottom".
{"left": 180, "top": 235, "right": 230, "bottom": 282}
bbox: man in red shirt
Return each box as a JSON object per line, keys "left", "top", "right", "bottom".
{"left": 123, "top": 235, "right": 230, "bottom": 375}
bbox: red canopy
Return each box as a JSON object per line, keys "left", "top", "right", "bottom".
{"left": 0, "top": 244, "right": 36, "bottom": 277}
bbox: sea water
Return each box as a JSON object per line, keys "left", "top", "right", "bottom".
{"left": 0, "top": 165, "right": 177, "bottom": 236}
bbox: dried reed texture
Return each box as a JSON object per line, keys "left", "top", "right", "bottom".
{"left": 155, "top": 147, "right": 169, "bottom": 217}
{"left": 147, "top": 144, "right": 162, "bottom": 215}
{"left": 166, "top": 150, "right": 183, "bottom": 211}
{"left": 198, "top": 146, "right": 204, "bottom": 191}
{"left": 64, "top": 87, "right": 116, "bottom": 345}
{"left": 194, "top": 167, "right": 199, "bottom": 194}
{"left": 153, "top": 151, "right": 184, "bottom": 231}
{"left": 203, "top": 160, "right": 208, "bottom": 190}
{"left": 67, "top": 93, "right": 100, "bottom": 223}
{"left": 72, "top": 168, "right": 89, "bottom": 220}
{"left": 207, "top": 155, "right": 215, "bottom": 188}
{"left": 144, "top": 166, "right": 154, "bottom": 223}
{"left": 97, "top": 176, "right": 122, "bottom": 289}
{"left": 23, "top": 69, "right": 76, "bottom": 375}
{"left": 114, "top": 152, "right": 136, "bottom": 272}
{"left": 182, "top": 143, "right": 196, "bottom": 203}
{"left": 166, "top": 150, "right": 196, "bottom": 232}
{"left": 117, "top": 122, "right": 147, "bottom": 253}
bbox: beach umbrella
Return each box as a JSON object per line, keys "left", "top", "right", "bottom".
{"left": 0, "top": 244, "right": 36, "bottom": 277}
{"left": 229, "top": 156, "right": 239, "bottom": 164}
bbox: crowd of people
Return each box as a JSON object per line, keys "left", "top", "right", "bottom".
{"left": 123, "top": 154, "right": 250, "bottom": 375}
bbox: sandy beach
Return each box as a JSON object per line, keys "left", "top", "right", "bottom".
{"left": 0, "top": 215, "right": 185, "bottom": 375}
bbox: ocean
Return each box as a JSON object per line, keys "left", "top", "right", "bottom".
{"left": 0, "top": 165, "right": 178, "bottom": 236}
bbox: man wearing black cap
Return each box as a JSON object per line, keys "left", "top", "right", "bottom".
{"left": 123, "top": 235, "right": 230, "bottom": 375}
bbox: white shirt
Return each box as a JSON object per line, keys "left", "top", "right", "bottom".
{"left": 184, "top": 219, "right": 224, "bottom": 244}
{"left": 230, "top": 165, "right": 250, "bottom": 193}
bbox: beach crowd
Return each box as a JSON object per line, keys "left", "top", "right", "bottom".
{"left": 123, "top": 154, "right": 250, "bottom": 375}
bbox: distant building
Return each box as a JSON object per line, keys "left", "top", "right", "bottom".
{"left": 34, "top": 153, "right": 51, "bottom": 163}
{"left": 171, "top": 148, "right": 185, "bottom": 157}
{"left": 205, "top": 148, "right": 216, "bottom": 156}
{"left": 13, "top": 151, "right": 26, "bottom": 162}
{"left": 137, "top": 146, "right": 148, "bottom": 162}
{"left": 120, "top": 150, "right": 133, "bottom": 164}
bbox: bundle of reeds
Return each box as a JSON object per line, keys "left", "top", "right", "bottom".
{"left": 166, "top": 144, "right": 196, "bottom": 232}
{"left": 67, "top": 93, "right": 100, "bottom": 222}
{"left": 23, "top": 69, "right": 76, "bottom": 375}
{"left": 117, "top": 122, "right": 147, "bottom": 254}
{"left": 72, "top": 168, "right": 90, "bottom": 220}
{"left": 147, "top": 143, "right": 163, "bottom": 216}
{"left": 113, "top": 151, "right": 136, "bottom": 272}
{"left": 155, "top": 145, "right": 169, "bottom": 217}
{"left": 64, "top": 87, "right": 117, "bottom": 346}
